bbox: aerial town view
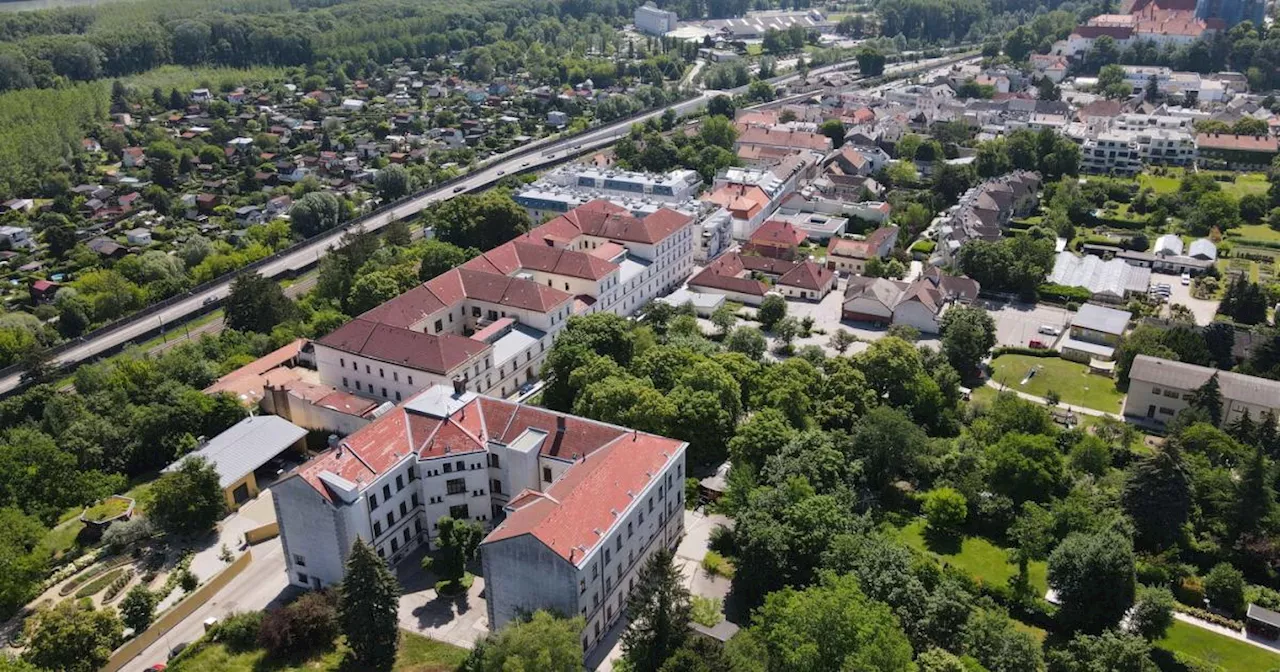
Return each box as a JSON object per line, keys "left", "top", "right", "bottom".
{"left": 3, "top": 0, "right": 1280, "bottom": 669}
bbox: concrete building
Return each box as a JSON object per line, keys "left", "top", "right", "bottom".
{"left": 1081, "top": 130, "right": 1144, "bottom": 175}
{"left": 936, "top": 171, "right": 1041, "bottom": 264}
{"left": 635, "top": 2, "right": 678, "bottom": 35}
{"left": 688, "top": 251, "right": 834, "bottom": 304}
{"left": 165, "top": 415, "right": 308, "bottom": 510}
{"left": 1060, "top": 303, "right": 1130, "bottom": 362}
{"left": 1123, "top": 354, "right": 1280, "bottom": 425}
{"left": 1196, "top": 133, "right": 1279, "bottom": 170}
{"left": 273, "top": 383, "right": 687, "bottom": 656}
{"left": 314, "top": 200, "right": 694, "bottom": 403}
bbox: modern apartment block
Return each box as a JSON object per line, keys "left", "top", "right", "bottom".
{"left": 513, "top": 167, "right": 702, "bottom": 222}
{"left": 272, "top": 382, "right": 687, "bottom": 654}
{"left": 313, "top": 200, "right": 694, "bottom": 403}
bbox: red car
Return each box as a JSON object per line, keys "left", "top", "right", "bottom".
{"left": 1028, "top": 339, "right": 1046, "bottom": 349}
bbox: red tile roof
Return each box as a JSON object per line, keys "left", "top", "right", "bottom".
{"left": 465, "top": 241, "right": 617, "bottom": 281}
{"left": 1196, "top": 133, "right": 1279, "bottom": 152}
{"left": 736, "top": 126, "right": 832, "bottom": 152}
{"left": 317, "top": 318, "right": 490, "bottom": 374}
{"left": 778, "top": 261, "right": 833, "bottom": 291}
{"left": 688, "top": 252, "right": 769, "bottom": 296}
{"left": 748, "top": 219, "right": 807, "bottom": 248}
{"left": 532, "top": 202, "right": 692, "bottom": 246}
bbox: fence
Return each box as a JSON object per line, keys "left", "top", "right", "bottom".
{"left": 243, "top": 522, "right": 279, "bottom": 545}
{"left": 102, "top": 548, "right": 254, "bottom": 672}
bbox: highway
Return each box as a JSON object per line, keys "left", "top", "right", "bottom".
{"left": 0, "top": 51, "right": 971, "bottom": 397}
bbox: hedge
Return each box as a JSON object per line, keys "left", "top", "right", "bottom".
{"left": 1038, "top": 283, "right": 1093, "bottom": 303}
{"left": 1171, "top": 602, "right": 1244, "bottom": 631}
{"left": 1226, "top": 237, "right": 1280, "bottom": 250}
{"left": 992, "top": 346, "right": 1058, "bottom": 358}
{"left": 910, "top": 240, "right": 936, "bottom": 254}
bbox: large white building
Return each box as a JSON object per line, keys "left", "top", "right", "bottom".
{"left": 514, "top": 167, "right": 702, "bottom": 222}
{"left": 273, "top": 383, "right": 687, "bottom": 654}
{"left": 314, "top": 200, "right": 695, "bottom": 403}
{"left": 1123, "top": 355, "right": 1280, "bottom": 425}
{"left": 635, "top": 3, "right": 679, "bottom": 34}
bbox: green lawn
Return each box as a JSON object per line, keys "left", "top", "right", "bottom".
{"left": 1227, "top": 223, "right": 1280, "bottom": 243}
{"left": 1137, "top": 172, "right": 1180, "bottom": 194}
{"left": 35, "top": 518, "right": 85, "bottom": 563}
{"left": 1215, "top": 172, "right": 1269, "bottom": 199}
{"left": 171, "top": 631, "right": 468, "bottom": 672}
{"left": 82, "top": 497, "right": 129, "bottom": 523}
{"left": 989, "top": 355, "right": 1125, "bottom": 413}
{"left": 1157, "top": 621, "right": 1280, "bottom": 672}
{"left": 898, "top": 519, "right": 1048, "bottom": 595}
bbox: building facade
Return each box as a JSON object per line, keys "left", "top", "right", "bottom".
{"left": 1123, "top": 354, "right": 1280, "bottom": 424}
{"left": 273, "top": 383, "right": 687, "bottom": 655}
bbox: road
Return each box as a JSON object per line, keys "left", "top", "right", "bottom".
{"left": 127, "top": 538, "right": 290, "bottom": 670}
{"left": 0, "top": 52, "right": 971, "bottom": 397}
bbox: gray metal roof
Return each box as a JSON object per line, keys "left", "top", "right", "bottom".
{"left": 1059, "top": 337, "right": 1116, "bottom": 358}
{"left": 166, "top": 415, "right": 307, "bottom": 488}
{"left": 1189, "top": 238, "right": 1217, "bottom": 261}
{"left": 1129, "top": 355, "right": 1280, "bottom": 408}
{"left": 1071, "top": 303, "right": 1131, "bottom": 336}
{"left": 1248, "top": 603, "right": 1280, "bottom": 628}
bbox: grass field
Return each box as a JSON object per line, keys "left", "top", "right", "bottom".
{"left": 989, "top": 355, "right": 1125, "bottom": 413}
{"left": 125, "top": 65, "right": 289, "bottom": 95}
{"left": 898, "top": 519, "right": 1048, "bottom": 595}
{"left": 171, "top": 631, "right": 469, "bottom": 672}
{"left": 1227, "top": 223, "right": 1280, "bottom": 243}
{"left": 1157, "top": 621, "right": 1280, "bottom": 672}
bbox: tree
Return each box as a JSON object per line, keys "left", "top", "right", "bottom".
{"left": 828, "top": 328, "right": 856, "bottom": 354}
{"left": 21, "top": 601, "right": 122, "bottom": 672}
{"left": 725, "top": 326, "right": 766, "bottom": 360}
{"left": 423, "top": 516, "right": 482, "bottom": 589}
{"left": 383, "top": 219, "right": 412, "bottom": 248}
{"left": 0, "top": 507, "right": 47, "bottom": 618}
{"left": 751, "top": 573, "right": 913, "bottom": 671}
{"left": 623, "top": 550, "right": 691, "bottom": 672}
{"left": 1203, "top": 562, "right": 1245, "bottom": 616}
{"left": 1046, "top": 631, "right": 1157, "bottom": 672}
{"left": 258, "top": 591, "right": 339, "bottom": 659}
{"left": 1121, "top": 445, "right": 1191, "bottom": 552}
{"left": 1187, "top": 374, "right": 1223, "bottom": 426}
{"left": 467, "top": 611, "right": 584, "bottom": 672}
{"left": 1185, "top": 191, "right": 1239, "bottom": 237}
{"left": 347, "top": 271, "right": 403, "bottom": 314}
{"left": 340, "top": 540, "right": 400, "bottom": 672}
{"left": 707, "top": 95, "right": 734, "bottom": 118}
{"left": 418, "top": 239, "right": 474, "bottom": 281}
{"left": 1048, "top": 530, "right": 1136, "bottom": 634}
{"left": 43, "top": 222, "right": 77, "bottom": 259}
{"left": 986, "top": 433, "right": 1064, "bottom": 504}
{"left": 1129, "top": 585, "right": 1175, "bottom": 640}
{"left": 148, "top": 455, "right": 225, "bottom": 535}
{"left": 746, "top": 80, "right": 775, "bottom": 103}
{"left": 426, "top": 191, "right": 530, "bottom": 250}
{"left": 1097, "top": 64, "right": 1132, "bottom": 99}
{"left": 290, "top": 191, "right": 343, "bottom": 237}
{"left": 119, "top": 585, "right": 157, "bottom": 633}
{"left": 964, "top": 608, "right": 1045, "bottom": 672}
{"left": 856, "top": 46, "right": 886, "bottom": 76}
{"left": 757, "top": 294, "right": 786, "bottom": 330}
{"left": 710, "top": 303, "right": 737, "bottom": 336}
{"left": 820, "top": 119, "right": 845, "bottom": 148}
{"left": 923, "top": 487, "right": 967, "bottom": 534}
{"left": 1009, "top": 502, "right": 1054, "bottom": 601}
{"left": 374, "top": 164, "right": 412, "bottom": 202}
{"left": 225, "top": 272, "right": 295, "bottom": 334}
{"left": 940, "top": 305, "right": 996, "bottom": 379}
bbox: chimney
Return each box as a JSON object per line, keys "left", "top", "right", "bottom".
{"left": 452, "top": 376, "right": 466, "bottom": 396}
{"left": 327, "top": 434, "right": 339, "bottom": 449}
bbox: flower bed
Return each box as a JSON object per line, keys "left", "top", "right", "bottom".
{"left": 75, "top": 567, "right": 130, "bottom": 599}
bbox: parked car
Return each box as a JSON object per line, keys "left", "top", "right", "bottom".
{"left": 1181, "top": 271, "right": 1191, "bottom": 285}
{"left": 1037, "top": 325, "right": 1062, "bottom": 336}
{"left": 1029, "top": 339, "right": 1047, "bottom": 349}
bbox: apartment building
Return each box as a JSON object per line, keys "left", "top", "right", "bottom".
{"left": 1123, "top": 354, "right": 1280, "bottom": 425}
{"left": 513, "top": 167, "right": 702, "bottom": 222}
{"left": 272, "top": 383, "right": 687, "bottom": 655}
{"left": 635, "top": 2, "right": 678, "bottom": 34}
{"left": 1081, "top": 130, "right": 1144, "bottom": 175}
{"left": 314, "top": 200, "right": 694, "bottom": 403}
{"left": 936, "top": 171, "right": 1041, "bottom": 264}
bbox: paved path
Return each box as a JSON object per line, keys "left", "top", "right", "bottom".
{"left": 1173, "top": 612, "right": 1280, "bottom": 655}
{"left": 985, "top": 380, "right": 1125, "bottom": 421}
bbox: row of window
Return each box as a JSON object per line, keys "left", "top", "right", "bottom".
{"left": 368, "top": 466, "right": 418, "bottom": 511}
{"left": 339, "top": 358, "right": 415, "bottom": 386}
{"left": 342, "top": 378, "right": 404, "bottom": 401}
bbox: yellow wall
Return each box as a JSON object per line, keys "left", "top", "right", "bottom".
{"left": 103, "top": 549, "right": 253, "bottom": 672}
{"left": 222, "top": 472, "right": 259, "bottom": 512}
{"left": 244, "top": 522, "right": 279, "bottom": 545}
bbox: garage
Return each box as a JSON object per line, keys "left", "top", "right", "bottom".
{"left": 164, "top": 415, "right": 308, "bottom": 511}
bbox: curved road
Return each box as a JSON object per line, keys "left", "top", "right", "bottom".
{"left": 0, "top": 52, "right": 970, "bottom": 397}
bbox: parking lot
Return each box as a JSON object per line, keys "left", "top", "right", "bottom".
{"left": 978, "top": 299, "right": 1073, "bottom": 348}
{"left": 1154, "top": 272, "right": 1220, "bottom": 325}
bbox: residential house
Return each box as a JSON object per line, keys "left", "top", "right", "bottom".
{"left": 826, "top": 226, "right": 899, "bottom": 275}
{"left": 745, "top": 220, "right": 807, "bottom": 260}
{"left": 842, "top": 268, "right": 979, "bottom": 334}
{"left": 1123, "top": 354, "right": 1280, "bottom": 424}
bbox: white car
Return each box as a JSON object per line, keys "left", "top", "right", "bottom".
{"left": 1037, "top": 325, "right": 1062, "bottom": 336}
{"left": 1181, "top": 272, "right": 1191, "bottom": 285}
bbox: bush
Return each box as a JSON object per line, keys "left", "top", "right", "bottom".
{"left": 708, "top": 524, "right": 735, "bottom": 556}
{"left": 102, "top": 569, "right": 135, "bottom": 603}
{"left": 691, "top": 596, "right": 723, "bottom": 627}
{"left": 701, "top": 551, "right": 735, "bottom": 579}
{"left": 923, "top": 487, "right": 967, "bottom": 534}
{"left": 75, "top": 567, "right": 129, "bottom": 599}
{"left": 1130, "top": 585, "right": 1175, "bottom": 640}
{"left": 1203, "top": 563, "right": 1245, "bottom": 617}
{"left": 57, "top": 556, "right": 131, "bottom": 597}
{"left": 1176, "top": 575, "right": 1205, "bottom": 607}
{"left": 211, "top": 611, "right": 264, "bottom": 652}
{"left": 1038, "top": 283, "right": 1093, "bottom": 304}
{"left": 1170, "top": 602, "right": 1244, "bottom": 631}
{"left": 258, "top": 591, "right": 339, "bottom": 659}
{"left": 991, "top": 346, "right": 1057, "bottom": 357}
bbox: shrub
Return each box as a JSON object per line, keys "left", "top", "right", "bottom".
{"left": 178, "top": 568, "right": 198, "bottom": 593}
{"left": 58, "top": 556, "right": 131, "bottom": 597}
{"left": 708, "top": 525, "right": 735, "bottom": 556}
{"left": 1176, "top": 575, "right": 1205, "bottom": 607}
{"left": 923, "top": 487, "right": 967, "bottom": 534}
{"left": 1203, "top": 563, "right": 1245, "bottom": 617}
{"left": 701, "top": 551, "right": 735, "bottom": 579}
{"left": 1130, "top": 585, "right": 1175, "bottom": 640}
{"left": 1170, "top": 602, "right": 1243, "bottom": 631}
{"left": 75, "top": 567, "right": 129, "bottom": 599}
{"left": 211, "top": 611, "right": 264, "bottom": 652}
{"left": 691, "top": 596, "right": 723, "bottom": 627}
{"left": 1038, "top": 283, "right": 1093, "bottom": 304}
{"left": 102, "top": 569, "right": 135, "bottom": 603}
{"left": 258, "top": 591, "right": 339, "bottom": 659}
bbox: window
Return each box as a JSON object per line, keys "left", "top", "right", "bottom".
{"left": 409, "top": 466, "right": 417, "bottom": 481}
{"left": 580, "top": 579, "right": 586, "bottom": 594}
{"left": 488, "top": 453, "right": 500, "bottom": 468}
{"left": 391, "top": 538, "right": 399, "bottom": 553}
{"left": 366, "top": 365, "right": 371, "bottom": 374}
{"left": 648, "top": 498, "right": 653, "bottom": 512}
{"left": 396, "top": 475, "right": 404, "bottom": 491}
{"left": 355, "top": 381, "right": 362, "bottom": 391}
{"left": 373, "top": 521, "right": 383, "bottom": 536}
{"left": 394, "top": 372, "right": 399, "bottom": 382}
{"left": 403, "top": 528, "right": 411, "bottom": 543}
{"left": 435, "top": 319, "right": 443, "bottom": 332}
{"left": 604, "top": 549, "right": 611, "bottom": 565}
{"left": 382, "top": 387, "right": 388, "bottom": 398}
{"left": 400, "top": 501, "right": 408, "bottom": 516}
{"left": 343, "top": 377, "right": 348, "bottom": 387}
{"left": 383, "top": 485, "right": 392, "bottom": 500}
{"left": 627, "top": 522, "right": 633, "bottom": 538}
{"left": 379, "top": 368, "right": 384, "bottom": 378}
{"left": 293, "top": 554, "right": 307, "bottom": 567}
{"left": 455, "top": 460, "right": 465, "bottom": 472}
{"left": 447, "top": 478, "right": 466, "bottom": 495}
{"left": 443, "top": 463, "right": 453, "bottom": 474}
{"left": 297, "top": 572, "right": 309, "bottom": 584}
{"left": 408, "top": 375, "right": 414, "bottom": 385}
{"left": 369, "top": 494, "right": 378, "bottom": 509}
{"left": 352, "top": 360, "right": 358, "bottom": 371}
{"left": 491, "top": 479, "right": 503, "bottom": 494}
{"left": 395, "top": 391, "right": 402, "bottom": 401}
{"left": 449, "top": 504, "right": 470, "bottom": 519}
{"left": 616, "top": 536, "right": 622, "bottom": 551}
{"left": 543, "top": 467, "right": 553, "bottom": 483}
{"left": 386, "top": 512, "right": 394, "bottom": 527}
{"left": 411, "top": 493, "right": 420, "bottom": 507}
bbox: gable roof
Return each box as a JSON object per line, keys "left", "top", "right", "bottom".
{"left": 318, "top": 318, "right": 490, "bottom": 374}
{"left": 777, "top": 261, "right": 833, "bottom": 291}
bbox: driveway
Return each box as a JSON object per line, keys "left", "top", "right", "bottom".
{"left": 1156, "top": 271, "right": 1220, "bottom": 325}
{"left": 979, "top": 299, "right": 1072, "bottom": 348}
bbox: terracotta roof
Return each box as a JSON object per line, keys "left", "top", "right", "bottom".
{"left": 748, "top": 220, "right": 807, "bottom": 248}
{"left": 531, "top": 202, "right": 692, "bottom": 246}
{"left": 1196, "top": 133, "right": 1279, "bottom": 152}
{"left": 688, "top": 252, "right": 769, "bottom": 296}
{"left": 736, "top": 126, "right": 832, "bottom": 152}
{"left": 317, "top": 318, "right": 490, "bottom": 374}
{"left": 702, "top": 184, "right": 770, "bottom": 220}
{"left": 828, "top": 237, "right": 874, "bottom": 259}
{"left": 777, "top": 261, "right": 833, "bottom": 291}
{"left": 483, "top": 429, "right": 681, "bottom": 564}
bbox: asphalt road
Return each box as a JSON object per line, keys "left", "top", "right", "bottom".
{"left": 0, "top": 52, "right": 970, "bottom": 397}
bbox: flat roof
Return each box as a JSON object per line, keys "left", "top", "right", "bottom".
{"left": 618, "top": 254, "right": 652, "bottom": 284}
{"left": 1248, "top": 603, "right": 1280, "bottom": 628}
{"left": 1072, "top": 303, "right": 1131, "bottom": 335}
{"left": 1059, "top": 337, "right": 1116, "bottom": 358}
{"left": 491, "top": 323, "right": 545, "bottom": 368}
{"left": 165, "top": 415, "right": 307, "bottom": 489}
